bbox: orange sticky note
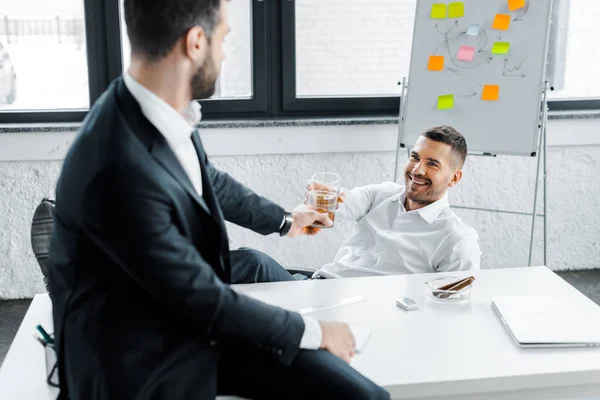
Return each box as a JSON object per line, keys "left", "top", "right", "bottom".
{"left": 428, "top": 55, "right": 445, "bottom": 71}
{"left": 508, "top": 0, "right": 526, "bottom": 11}
{"left": 482, "top": 85, "right": 500, "bottom": 101}
{"left": 492, "top": 14, "right": 511, "bottom": 31}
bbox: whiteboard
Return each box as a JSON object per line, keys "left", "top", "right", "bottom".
{"left": 400, "top": 0, "right": 553, "bottom": 156}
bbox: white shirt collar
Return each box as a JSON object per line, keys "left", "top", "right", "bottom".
{"left": 123, "top": 72, "right": 202, "bottom": 146}
{"left": 397, "top": 191, "right": 450, "bottom": 224}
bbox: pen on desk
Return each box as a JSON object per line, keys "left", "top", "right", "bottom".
{"left": 36, "top": 324, "right": 53, "bottom": 344}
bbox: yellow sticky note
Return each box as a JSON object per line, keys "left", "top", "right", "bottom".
{"left": 482, "top": 85, "right": 500, "bottom": 101}
{"left": 492, "top": 13, "right": 511, "bottom": 31}
{"left": 431, "top": 4, "right": 447, "bottom": 19}
{"left": 438, "top": 94, "right": 454, "bottom": 110}
{"left": 508, "top": 0, "right": 526, "bottom": 11}
{"left": 492, "top": 41, "right": 510, "bottom": 54}
{"left": 428, "top": 55, "right": 445, "bottom": 71}
{"left": 448, "top": 2, "right": 465, "bottom": 18}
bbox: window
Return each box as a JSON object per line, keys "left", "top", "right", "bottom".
{"left": 0, "top": 0, "right": 89, "bottom": 110}
{"left": 119, "top": 0, "right": 257, "bottom": 110}
{"left": 215, "top": 0, "right": 253, "bottom": 100}
{"left": 294, "top": 0, "right": 415, "bottom": 98}
{"left": 548, "top": 0, "right": 600, "bottom": 100}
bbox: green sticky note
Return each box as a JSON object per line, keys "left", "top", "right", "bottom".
{"left": 438, "top": 94, "right": 454, "bottom": 110}
{"left": 448, "top": 2, "right": 465, "bottom": 18}
{"left": 431, "top": 3, "right": 447, "bottom": 19}
{"left": 492, "top": 42, "right": 510, "bottom": 54}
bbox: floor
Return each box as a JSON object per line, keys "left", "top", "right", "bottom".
{"left": 1, "top": 269, "right": 600, "bottom": 368}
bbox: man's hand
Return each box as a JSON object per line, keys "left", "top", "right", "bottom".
{"left": 286, "top": 204, "right": 333, "bottom": 238}
{"left": 319, "top": 321, "right": 356, "bottom": 363}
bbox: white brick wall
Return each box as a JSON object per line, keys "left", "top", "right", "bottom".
{"left": 1, "top": 121, "right": 599, "bottom": 299}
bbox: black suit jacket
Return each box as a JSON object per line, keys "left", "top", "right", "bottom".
{"left": 48, "top": 78, "right": 305, "bottom": 399}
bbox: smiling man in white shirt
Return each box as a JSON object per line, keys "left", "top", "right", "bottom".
{"left": 315, "top": 125, "right": 481, "bottom": 279}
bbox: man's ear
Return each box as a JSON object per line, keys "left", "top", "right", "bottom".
{"left": 184, "top": 26, "right": 209, "bottom": 63}
{"left": 448, "top": 169, "right": 463, "bottom": 188}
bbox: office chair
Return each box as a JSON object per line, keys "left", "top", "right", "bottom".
{"left": 31, "top": 197, "right": 55, "bottom": 293}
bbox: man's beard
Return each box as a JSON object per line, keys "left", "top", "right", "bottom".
{"left": 404, "top": 171, "right": 446, "bottom": 205}
{"left": 190, "top": 56, "right": 218, "bottom": 100}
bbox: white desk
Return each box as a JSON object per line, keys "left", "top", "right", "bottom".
{"left": 234, "top": 266, "right": 600, "bottom": 400}
{"left": 2, "top": 267, "right": 600, "bottom": 400}
{"left": 0, "top": 293, "right": 58, "bottom": 400}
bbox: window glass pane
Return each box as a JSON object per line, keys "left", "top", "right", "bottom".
{"left": 119, "top": 0, "right": 252, "bottom": 100}
{"left": 548, "top": 0, "right": 600, "bottom": 99}
{"left": 295, "top": 0, "right": 416, "bottom": 98}
{"left": 0, "top": 0, "right": 89, "bottom": 110}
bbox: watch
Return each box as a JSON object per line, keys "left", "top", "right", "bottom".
{"left": 279, "top": 212, "right": 293, "bottom": 236}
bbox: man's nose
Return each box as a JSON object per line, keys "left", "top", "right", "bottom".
{"left": 412, "top": 161, "right": 425, "bottom": 175}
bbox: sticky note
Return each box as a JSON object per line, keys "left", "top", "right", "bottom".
{"left": 492, "top": 41, "right": 510, "bottom": 54}
{"left": 466, "top": 24, "right": 480, "bottom": 36}
{"left": 457, "top": 46, "right": 475, "bottom": 62}
{"left": 448, "top": 2, "right": 465, "bottom": 18}
{"left": 438, "top": 94, "right": 454, "bottom": 110}
{"left": 431, "top": 4, "right": 447, "bottom": 19}
{"left": 482, "top": 85, "right": 500, "bottom": 101}
{"left": 508, "top": 0, "right": 526, "bottom": 11}
{"left": 428, "top": 55, "right": 445, "bottom": 71}
{"left": 492, "top": 13, "right": 511, "bottom": 31}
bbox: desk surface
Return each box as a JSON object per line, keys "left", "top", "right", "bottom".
{"left": 2, "top": 267, "right": 600, "bottom": 400}
{"left": 0, "top": 293, "right": 58, "bottom": 400}
{"left": 234, "top": 266, "right": 600, "bottom": 400}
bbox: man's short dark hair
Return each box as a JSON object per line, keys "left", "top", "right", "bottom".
{"left": 124, "top": 0, "right": 222, "bottom": 61}
{"left": 421, "top": 125, "right": 467, "bottom": 168}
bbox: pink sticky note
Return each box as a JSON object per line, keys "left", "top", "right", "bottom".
{"left": 457, "top": 45, "right": 476, "bottom": 62}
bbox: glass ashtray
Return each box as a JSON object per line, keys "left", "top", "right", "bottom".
{"left": 425, "top": 276, "right": 472, "bottom": 305}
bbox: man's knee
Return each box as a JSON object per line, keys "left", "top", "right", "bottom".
{"left": 346, "top": 375, "right": 390, "bottom": 400}
{"left": 357, "top": 383, "right": 391, "bottom": 400}
{"left": 233, "top": 248, "right": 293, "bottom": 283}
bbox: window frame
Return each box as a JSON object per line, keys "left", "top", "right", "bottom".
{"left": 0, "top": 0, "right": 598, "bottom": 124}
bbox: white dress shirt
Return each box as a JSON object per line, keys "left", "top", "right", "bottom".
{"left": 317, "top": 182, "right": 481, "bottom": 278}
{"left": 123, "top": 73, "right": 322, "bottom": 350}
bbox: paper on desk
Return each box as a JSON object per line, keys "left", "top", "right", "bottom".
{"left": 350, "top": 325, "right": 372, "bottom": 353}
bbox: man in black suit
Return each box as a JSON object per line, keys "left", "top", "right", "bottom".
{"left": 47, "top": 0, "right": 389, "bottom": 399}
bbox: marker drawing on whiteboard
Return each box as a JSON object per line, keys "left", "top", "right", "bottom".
{"left": 513, "top": 0, "right": 530, "bottom": 21}
{"left": 503, "top": 56, "right": 528, "bottom": 78}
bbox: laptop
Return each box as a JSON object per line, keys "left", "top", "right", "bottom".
{"left": 492, "top": 296, "right": 600, "bottom": 348}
